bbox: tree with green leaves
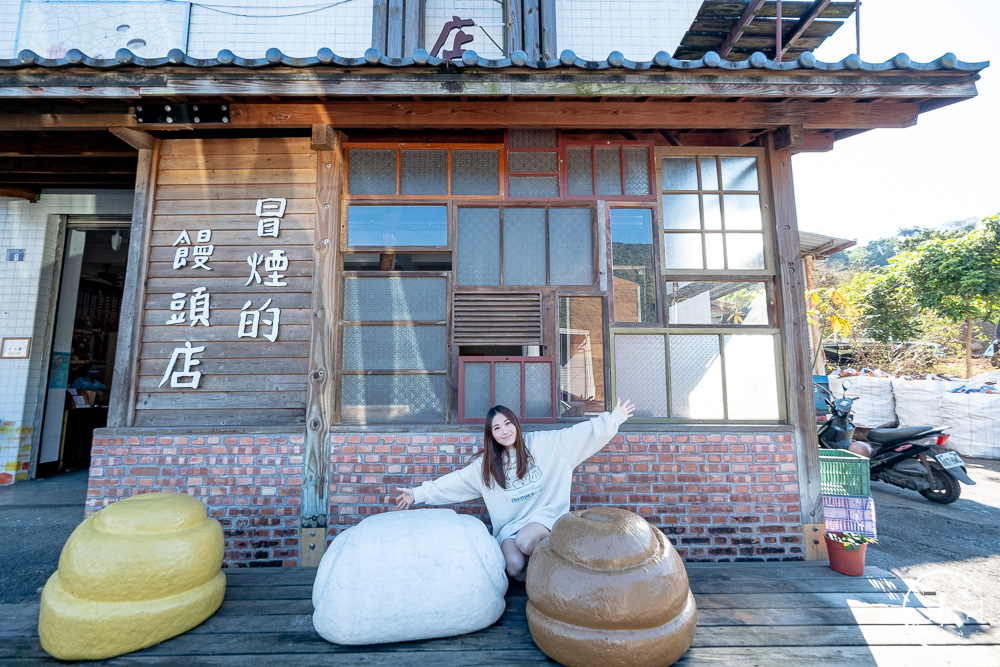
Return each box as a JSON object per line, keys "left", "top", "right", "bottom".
{"left": 892, "top": 214, "right": 1000, "bottom": 377}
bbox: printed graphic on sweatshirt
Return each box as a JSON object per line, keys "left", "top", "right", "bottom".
{"left": 505, "top": 459, "right": 543, "bottom": 502}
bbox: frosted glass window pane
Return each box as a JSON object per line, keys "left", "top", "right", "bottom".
{"left": 558, "top": 296, "right": 605, "bottom": 417}
{"left": 614, "top": 335, "right": 667, "bottom": 418}
{"left": 610, "top": 209, "right": 656, "bottom": 323}
{"left": 343, "top": 277, "right": 447, "bottom": 321}
{"left": 509, "top": 151, "right": 558, "bottom": 173}
{"left": 725, "top": 335, "right": 780, "bottom": 420}
{"left": 721, "top": 157, "right": 758, "bottom": 190}
{"left": 452, "top": 150, "right": 499, "bottom": 195}
{"left": 457, "top": 208, "right": 500, "bottom": 285}
{"left": 341, "top": 375, "right": 445, "bottom": 422}
{"left": 669, "top": 335, "right": 723, "bottom": 419}
{"left": 703, "top": 194, "right": 722, "bottom": 230}
{"left": 662, "top": 194, "right": 701, "bottom": 230}
{"left": 567, "top": 147, "right": 593, "bottom": 196}
{"left": 510, "top": 176, "right": 559, "bottom": 197}
{"left": 596, "top": 147, "right": 622, "bottom": 196}
{"left": 525, "top": 362, "right": 553, "bottom": 418}
{"left": 699, "top": 157, "right": 719, "bottom": 190}
{"left": 504, "top": 208, "right": 547, "bottom": 285}
{"left": 349, "top": 149, "right": 396, "bottom": 195}
{"left": 724, "top": 194, "right": 762, "bottom": 230}
{"left": 495, "top": 362, "right": 521, "bottom": 413}
{"left": 463, "top": 362, "right": 491, "bottom": 420}
{"left": 509, "top": 129, "right": 557, "bottom": 148}
{"left": 623, "top": 147, "right": 650, "bottom": 195}
{"left": 660, "top": 157, "right": 698, "bottom": 191}
{"left": 342, "top": 325, "right": 446, "bottom": 370}
{"left": 549, "top": 208, "right": 593, "bottom": 285}
{"left": 347, "top": 206, "right": 447, "bottom": 246}
{"left": 706, "top": 233, "right": 725, "bottom": 270}
{"left": 400, "top": 150, "right": 448, "bottom": 195}
{"left": 663, "top": 233, "right": 703, "bottom": 270}
{"left": 727, "top": 233, "right": 765, "bottom": 270}
{"left": 665, "top": 281, "right": 770, "bottom": 326}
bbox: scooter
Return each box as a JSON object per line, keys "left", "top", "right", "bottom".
{"left": 816, "top": 380, "right": 975, "bottom": 504}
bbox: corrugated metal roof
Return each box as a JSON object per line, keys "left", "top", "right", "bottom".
{"left": 799, "top": 231, "right": 856, "bottom": 258}
{"left": 0, "top": 47, "right": 987, "bottom": 73}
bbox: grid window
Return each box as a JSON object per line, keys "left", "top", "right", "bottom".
{"left": 564, "top": 144, "right": 652, "bottom": 199}
{"left": 659, "top": 152, "right": 768, "bottom": 273}
{"left": 457, "top": 207, "right": 594, "bottom": 287}
{"left": 340, "top": 275, "right": 449, "bottom": 424}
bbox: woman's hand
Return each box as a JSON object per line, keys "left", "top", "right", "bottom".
{"left": 394, "top": 488, "right": 415, "bottom": 511}
{"left": 615, "top": 397, "right": 636, "bottom": 421}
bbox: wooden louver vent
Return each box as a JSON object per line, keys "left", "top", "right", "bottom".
{"left": 453, "top": 293, "right": 542, "bottom": 346}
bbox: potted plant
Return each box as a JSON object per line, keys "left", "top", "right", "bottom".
{"left": 825, "top": 532, "right": 878, "bottom": 576}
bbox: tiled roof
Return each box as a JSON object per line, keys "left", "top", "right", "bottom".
{"left": 0, "top": 47, "right": 987, "bottom": 73}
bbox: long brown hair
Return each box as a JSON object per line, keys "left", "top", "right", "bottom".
{"left": 480, "top": 405, "right": 531, "bottom": 489}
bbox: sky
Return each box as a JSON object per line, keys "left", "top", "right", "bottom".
{"left": 792, "top": 0, "right": 999, "bottom": 245}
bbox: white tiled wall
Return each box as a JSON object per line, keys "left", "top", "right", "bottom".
{"left": 0, "top": 191, "right": 133, "bottom": 482}
{"left": 186, "top": 0, "right": 373, "bottom": 58}
{"left": 1, "top": 0, "right": 374, "bottom": 59}
{"left": 556, "top": 0, "right": 702, "bottom": 61}
{"left": 2, "top": 1, "right": 704, "bottom": 61}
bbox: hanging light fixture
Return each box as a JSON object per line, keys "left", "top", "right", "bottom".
{"left": 111, "top": 229, "right": 123, "bottom": 252}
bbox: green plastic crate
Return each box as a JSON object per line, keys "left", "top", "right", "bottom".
{"left": 819, "top": 449, "right": 871, "bottom": 496}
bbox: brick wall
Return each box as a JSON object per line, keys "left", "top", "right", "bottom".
{"left": 329, "top": 430, "right": 803, "bottom": 562}
{"left": 86, "top": 428, "right": 802, "bottom": 566}
{"left": 87, "top": 434, "right": 305, "bottom": 567}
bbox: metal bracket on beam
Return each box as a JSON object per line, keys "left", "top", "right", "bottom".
{"left": 135, "top": 103, "right": 230, "bottom": 125}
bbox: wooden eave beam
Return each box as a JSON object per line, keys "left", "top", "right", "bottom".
{"left": 0, "top": 186, "right": 38, "bottom": 201}
{"left": 779, "top": 0, "right": 833, "bottom": 59}
{"left": 718, "top": 0, "right": 767, "bottom": 59}
{"left": 221, "top": 100, "right": 922, "bottom": 131}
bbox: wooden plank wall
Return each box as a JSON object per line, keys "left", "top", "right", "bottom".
{"left": 134, "top": 137, "right": 316, "bottom": 427}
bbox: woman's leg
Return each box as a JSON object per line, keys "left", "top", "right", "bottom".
{"left": 501, "top": 538, "right": 526, "bottom": 578}
{"left": 502, "top": 522, "right": 551, "bottom": 578}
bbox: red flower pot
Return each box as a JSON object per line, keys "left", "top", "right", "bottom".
{"left": 825, "top": 534, "right": 868, "bottom": 576}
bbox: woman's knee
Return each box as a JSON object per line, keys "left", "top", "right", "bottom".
{"left": 515, "top": 525, "right": 550, "bottom": 556}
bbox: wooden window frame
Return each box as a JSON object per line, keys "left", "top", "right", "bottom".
{"left": 561, "top": 141, "right": 656, "bottom": 201}
{"left": 336, "top": 270, "right": 452, "bottom": 424}
{"left": 346, "top": 143, "right": 505, "bottom": 201}
{"left": 655, "top": 147, "right": 775, "bottom": 277}
{"left": 457, "top": 355, "right": 558, "bottom": 423}
{"left": 609, "top": 328, "right": 786, "bottom": 424}
{"left": 606, "top": 204, "right": 664, "bottom": 327}
{"left": 454, "top": 204, "right": 599, "bottom": 289}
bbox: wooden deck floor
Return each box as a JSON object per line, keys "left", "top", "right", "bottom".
{"left": 4, "top": 562, "right": 998, "bottom": 665}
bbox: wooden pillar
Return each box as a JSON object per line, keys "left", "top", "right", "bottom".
{"left": 108, "top": 134, "right": 158, "bottom": 428}
{"left": 302, "top": 125, "right": 346, "bottom": 565}
{"left": 766, "top": 135, "right": 825, "bottom": 560}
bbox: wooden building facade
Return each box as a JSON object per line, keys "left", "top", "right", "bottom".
{"left": 0, "top": 2, "right": 986, "bottom": 566}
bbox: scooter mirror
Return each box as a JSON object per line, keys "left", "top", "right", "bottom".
{"left": 841, "top": 379, "right": 853, "bottom": 391}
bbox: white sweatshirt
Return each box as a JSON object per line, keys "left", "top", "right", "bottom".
{"left": 411, "top": 409, "right": 627, "bottom": 544}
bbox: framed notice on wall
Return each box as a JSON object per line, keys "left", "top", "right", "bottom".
{"left": 1, "top": 337, "right": 31, "bottom": 359}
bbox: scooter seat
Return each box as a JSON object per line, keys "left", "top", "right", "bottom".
{"left": 866, "top": 426, "right": 937, "bottom": 444}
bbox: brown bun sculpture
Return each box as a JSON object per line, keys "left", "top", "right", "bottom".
{"left": 525, "top": 507, "right": 696, "bottom": 667}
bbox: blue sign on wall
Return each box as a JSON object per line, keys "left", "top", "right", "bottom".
{"left": 6, "top": 249, "right": 26, "bottom": 261}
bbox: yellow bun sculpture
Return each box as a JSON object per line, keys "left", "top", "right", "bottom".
{"left": 525, "top": 507, "right": 697, "bottom": 667}
{"left": 38, "top": 492, "right": 226, "bottom": 660}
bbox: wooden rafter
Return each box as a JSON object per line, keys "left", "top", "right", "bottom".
{"left": 780, "top": 0, "right": 833, "bottom": 58}
{"left": 718, "top": 0, "right": 767, "bottom": 58}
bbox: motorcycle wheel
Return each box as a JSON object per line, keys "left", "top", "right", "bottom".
{"left": 919, "top": 466, "right": 962, "bottom": 504}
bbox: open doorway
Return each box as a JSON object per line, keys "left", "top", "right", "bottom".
{"left": 38, "top": 219, "right": 130, "bottom": 476}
